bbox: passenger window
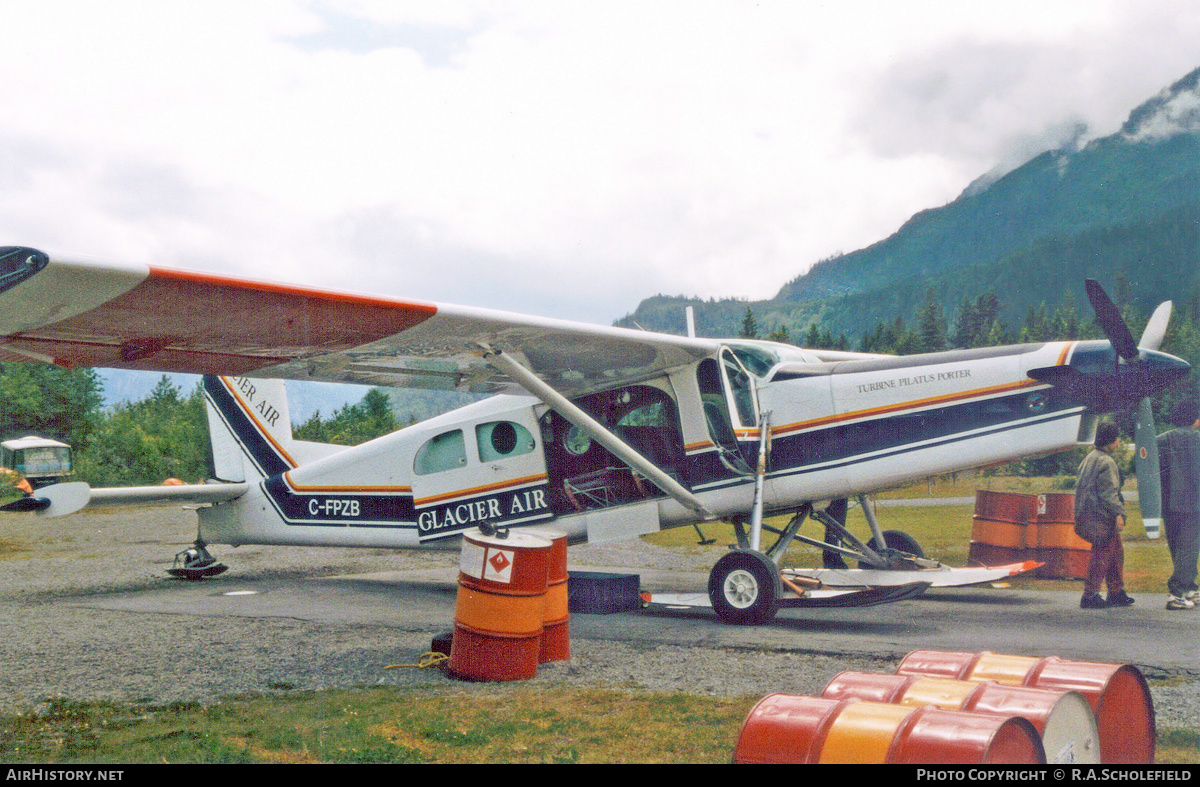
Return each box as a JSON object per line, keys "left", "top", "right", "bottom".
{"left": 414, "top": 430, "right": 467, "bottom": 475}
{"left": 476, "top": 421, "right": 535, "bottom": 462}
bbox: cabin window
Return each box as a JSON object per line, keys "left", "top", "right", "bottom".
{"left": 413, "top": 430, "right": 467, "bottom": 475}
{"left": 563, "top": 425, "right": 592, "bottom": 456}
{"left": 476, "top": 421, "right": 535, "bottom": 462}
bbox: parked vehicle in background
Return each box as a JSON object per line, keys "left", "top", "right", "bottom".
{"left": 1, "top": 436, "right": 72, "bottom": 490}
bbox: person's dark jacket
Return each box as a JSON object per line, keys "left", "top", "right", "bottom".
{"left": 1158, "top": 427, "right": 1200, "bottom": 515}
{"left": 1075, "top": 449, "right": 1125, "bottom": 544}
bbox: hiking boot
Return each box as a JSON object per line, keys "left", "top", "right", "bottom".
{"left": 1166, "top": 596, "right": 1195, "bottom": 610}
{"left": 1107, "top": 591, "right": 1135, "bottom": 607}
{"left": 1080, "top": 593, "right": 1108, "bottom": 609}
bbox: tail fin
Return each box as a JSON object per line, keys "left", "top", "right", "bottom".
{"left": 202, "top": 375, "right": 298, "bottom": 481}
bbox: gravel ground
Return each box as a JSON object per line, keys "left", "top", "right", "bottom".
{"left": 1, "top": 505, "right": 1197, "bottom": 735}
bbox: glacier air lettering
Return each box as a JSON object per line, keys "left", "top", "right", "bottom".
{"left": 230, "top": 376, "right": 281, "bottom": 427}
{"left": 417, "top": 488, "right": 551, "bottom": 537}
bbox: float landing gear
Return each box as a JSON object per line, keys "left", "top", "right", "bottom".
{"left": 167, "top": 540, "right": 228, "bottom": 580}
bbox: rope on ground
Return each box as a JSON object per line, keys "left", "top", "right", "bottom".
{"left": 384, "top": 652, "right": 451, "bottom": 671}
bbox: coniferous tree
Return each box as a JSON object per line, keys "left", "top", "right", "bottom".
{"left": 916, "top": 289, "right": 948, "bottom": 353}
{"left": 739, "top": 307, "right": 759, "bottom": 339}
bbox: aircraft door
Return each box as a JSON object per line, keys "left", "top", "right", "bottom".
{"left": 410, "top": 410, "right": 553, "bottom": 542}
{"left": 719, "top": 347, "right": 761, "bottom": 435}
{"left": 696, "top": 349, "right": 761, "bottom": 473}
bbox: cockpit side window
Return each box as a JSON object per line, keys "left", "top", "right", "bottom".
{"left": 697, "top": 358, "right": 738, "bottom": 450}
{"left": 721, "top": 348, "right": 759, "bottom": 427}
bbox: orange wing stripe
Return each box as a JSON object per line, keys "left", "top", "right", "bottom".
{"left": 7, "top": 267, "right": 439, "bottom": 375}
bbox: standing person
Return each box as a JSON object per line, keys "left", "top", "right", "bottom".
{"left": 1074, "top": 421, "right": 1134, "bottom": 609}
{"left": 1157, "top": 398, "right": 1200, "bottom": 611}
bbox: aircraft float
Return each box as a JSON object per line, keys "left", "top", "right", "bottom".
{"left": 0, "top": 246, "right": 1189, "bottom": 624}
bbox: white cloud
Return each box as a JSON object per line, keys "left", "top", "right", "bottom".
{"left": 0, "top": 1, "right": 1197, "bottom": 325}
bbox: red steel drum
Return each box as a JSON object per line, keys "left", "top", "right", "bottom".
{"left": 530, "top": 528, "right": 570, "bottom": 663}
{"left": 822, "top": 671, "right": 1100, "bottom": 763}
{"left": 449, "top": 529, "right": 551, "bottom": 682}
{"left": 896, "top": 650, "right": 1155, "bottom": 764}
{"left": 733, "top": 694, "right": 1044, "bottom": 764}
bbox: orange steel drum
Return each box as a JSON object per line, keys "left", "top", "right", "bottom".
{"left": 896, "top": 650, "right": 1155, "bottom": 764}
{"left": 974, "top": 490, "right": 1036, "bottom": 524}
{"left": 970, "top": 491, "right": 1034, "bottom": 566}
{"left": 1030, "top": 493, "right": 1089, "bottom": 579}
{"left": 971, "top": 491, "right": 1088, "bottom": 578}
{"left": 822, "top": 671, "right": 1100, "bottom": 763}
{"left": 530, "top": 528, "right": 570, "bottom": 663}
{"left": 449, "top": 529, "right": 551, "bottom": 682}
{"left": 1031, "top": 493, "right": 1075, "bottom": 524}
{"left": 971, "top": 517, "right": 1031, "bottom": 550}
{"left": 733, "top": 694, "right": 1044, "bottom": 764}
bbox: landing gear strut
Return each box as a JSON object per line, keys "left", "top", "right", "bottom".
{"left": 167, "top": 540, "right": 228, "bottom": 580}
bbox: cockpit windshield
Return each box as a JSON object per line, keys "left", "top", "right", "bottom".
{"left": 724, "top": 341, "right": 816, "bottom": 378}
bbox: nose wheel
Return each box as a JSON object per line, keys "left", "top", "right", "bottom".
{"left": 708, "top": 550, "right": 781, "bottom": 625}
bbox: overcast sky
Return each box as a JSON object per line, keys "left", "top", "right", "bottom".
{"left": 1, "top": 1, "right": 1198, "bottom": 326}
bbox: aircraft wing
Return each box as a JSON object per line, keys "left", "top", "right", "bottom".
{"left": 0, "top": 247, "right": 717, "bottom": 396}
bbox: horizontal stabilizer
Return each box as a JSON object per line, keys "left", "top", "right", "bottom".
{"left": 3, "top": 481, "right": 249, "bottom": 518}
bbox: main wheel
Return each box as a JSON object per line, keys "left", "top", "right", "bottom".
{"left": 708, "top": 550, "right": 781, "bottom": 625}
{"left": 858, "top": 530, "right": 925, "bottom": 569}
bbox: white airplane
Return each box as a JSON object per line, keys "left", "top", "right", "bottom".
{"left": 0, "top": 246, "right": 1189, "bottom": 624}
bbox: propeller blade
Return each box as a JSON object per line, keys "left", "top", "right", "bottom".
{"left": 1085, "top": 279, "right": 1139, "bottom": 361}
{"left": 1133, "top": 398, "right": 1162, "bottom": 539}
{"left": 1140, "top": 300, "right": 1173, "bottom": 352}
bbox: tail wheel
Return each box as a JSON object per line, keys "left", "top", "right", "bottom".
{"left": 708, "top": 550, "right": 781, "bottom": 626}
{"left": 858, "top": 530, "right": 925, "bottom": 569}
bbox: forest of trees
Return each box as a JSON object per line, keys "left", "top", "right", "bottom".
{"left": 0, "top": 371, "right": 412, "bottom": 489}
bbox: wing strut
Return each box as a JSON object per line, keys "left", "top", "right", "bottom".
{"left": 478, "top": 343, "right": 716, "bottom": 520}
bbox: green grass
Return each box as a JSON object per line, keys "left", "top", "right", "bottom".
{"left": 3, "top": 688, "right": 1193, "bottom": 764}
{"left": 0, "top": 688, "right": 753, "bottom": 764}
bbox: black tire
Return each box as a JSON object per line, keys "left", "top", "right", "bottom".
{"left": 857, "top": 530, "right": 925, "bottom": 568}
{"left": 708, "top": 550, "right": 781, "bottom": 625}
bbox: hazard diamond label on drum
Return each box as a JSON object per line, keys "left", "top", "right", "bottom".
{"left": 484, "top": 548, "right": 514, "bottom": 583}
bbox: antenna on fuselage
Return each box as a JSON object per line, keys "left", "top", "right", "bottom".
{"left": 686, "top": 306, "right": 696, "bottom": 338}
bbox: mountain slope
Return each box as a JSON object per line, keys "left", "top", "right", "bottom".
{"left": 618, "top": 66, "right": 1200, "bottom": 340}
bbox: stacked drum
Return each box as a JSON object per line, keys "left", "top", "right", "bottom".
{"left": 969, "top": 490, "right": 1090, "bottom": 579}
{"left": 734, "top": 650, "right": 1155, "bottom": 764}
{"left": 734, "top": 694, "right": 1045, "bottom": 764}
{"left": 897, "top": 650, "right": 1155, "bottom": 764}
{"left": 448, "top": 526, "right": 570, "bottom": 682}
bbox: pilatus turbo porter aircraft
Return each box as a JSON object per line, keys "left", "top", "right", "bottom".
{"left": 0, "top": 247, "right": 1189, "bottom": 624}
